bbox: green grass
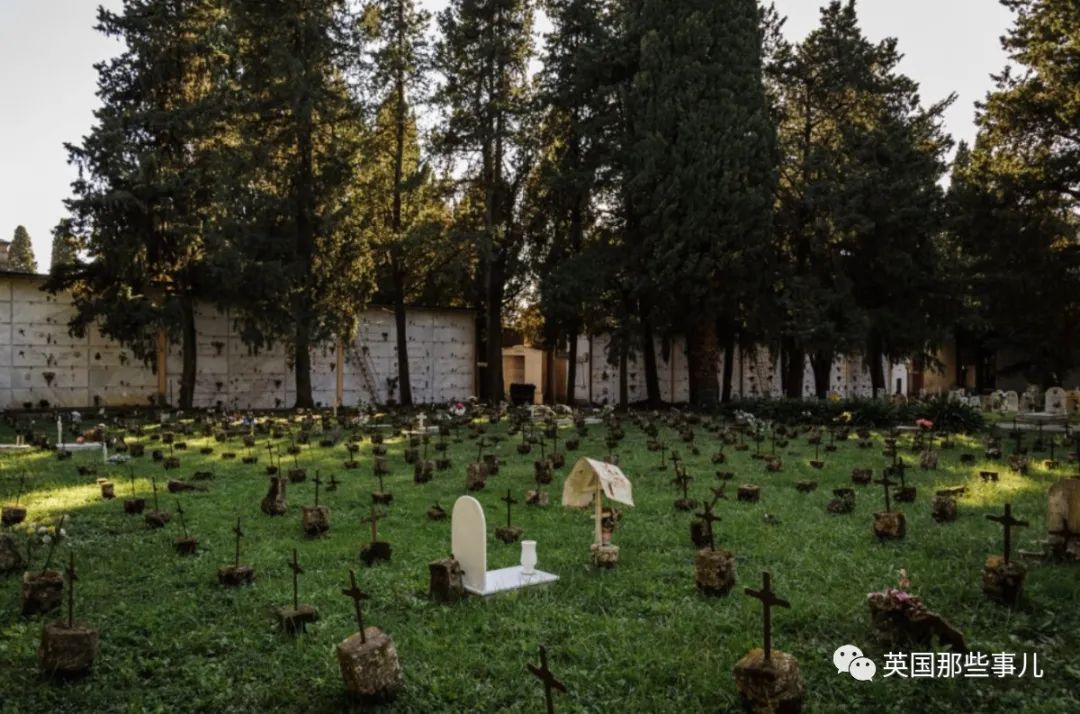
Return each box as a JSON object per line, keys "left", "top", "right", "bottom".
{"left": 1, "top": 416, "right": 1078, "bottom": 713}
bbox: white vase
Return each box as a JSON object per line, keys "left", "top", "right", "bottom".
{"left": 520, "top": 540, "right": 538, "bottom": 574}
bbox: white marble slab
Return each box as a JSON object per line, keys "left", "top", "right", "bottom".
{"left": 465, "top": 565, "right": 558, "bottom": 596}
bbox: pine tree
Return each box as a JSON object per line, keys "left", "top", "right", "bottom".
{"left": 531, "top": 0, "right": 613, "bottom": 404}
{"left": 364, "top": 0, "right": 437, "bottom": 406}
{"left": 49, "top": 219, "right": 79, "bottom": 271}
{"left": 8, "top": 226, "right": 37, "bottom": 272}
{"left": 433, "top": 0, "right": 536, "bottom": 403}
{"left": 947, "top": 0, "right": 1080, "bottom": 386}
{"left": 625, "top": 0, "right": 776, "bottom": 407}
{"left": 223, "top": 0, "right": 374, "bottom": 408}
{"left": 767, "top": 1, "right": 952, "bottom": 398}
{"left": 45, "top": 0, "right": 229, "bottom": 408}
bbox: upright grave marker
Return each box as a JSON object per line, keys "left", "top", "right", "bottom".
{"left": 336, "top": 569, "right": 402, "bottom": 701}
{"left": 733, "top": 571, "right": 804, "bottom": 713}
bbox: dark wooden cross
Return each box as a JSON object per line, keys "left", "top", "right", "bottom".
{"left": 527, "top": 645, "right": 566, "bottom": 714}
{"left": 232, "top": 517, "right": 244, "bottom": 568}
{"left": 313, "top": 471, "right": 322, "bottom": 507}
{"left": 695, "top": 502, "right": 721, "bottom": 551}
{"left": 875, "top": 470, "right": 897, "bottom": 512}
{"left": 288, "top": 548, "right": 304, "bottom": 609}
{"left": 672, "top": 471, "right": 693, "bottom": 501}
{"left": 151, "top": 476, "right": 161, "bottom": 511}
{"left": 710, "top": 484, "right": 728, "bottom": 507}
{"left": 13, "top": 472, "right": 26, "bottom": 507}
{"left": 986, "top": 503, "right": 1028, "bottom": 564}
{"left": 41, "top": 514, "right": 65, "bottom": 573}
{"left": 128, "top": 465, "right": 137, "bottom": 497}
{"left": 176, "top": 499, "right": 189, "bottom": 538}
{"left": 658, "top": 442, "right": 667, "bottom": 468}
{"left": 362, "top": 507, "right": 384, "bottom": 544}
{"left": 65, "top": 551, "right": 78, "bottom": 628}
{"left": 502, "top": 489, "right": 518, "bottom": 528}
{"left": 539, "top": 435, "right": 547, "bottom": 461}
{"left": 893, "top": 457, "right": 908, "bottom": 488}
{"left": 342, "top": 569, "right": 370, "bottom": 643}
{"left": 744, "top": 571, "right": 790, "bottom": 662}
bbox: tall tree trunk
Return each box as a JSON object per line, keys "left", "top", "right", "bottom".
{"left": 391, "top": 31, "right": 411, "bottom": 407}
{"left": 810, "top": 350, "right": 833, "bottom": 399}
{"left": 486, "top": 256, "right": 506, "bottom": 403}
{"left": 721, "top": 324, "right": 736, "bottom": 403}
{"left": 179, "top": 293, "right": 197, "bottom": 409}
{"left": 687, "top": 320, "right": 720, "bottom": 408}
{"left": 867, "top": 332, "right": 886, "bottom": 398}
{"left": 640, "top": 305, "right": 660, "bottom": 406}
{"left": 294, "top": 320, "right": 313, "bottom": 408}
{"left": 566, "top": 329, "right": 579, "bottom": 405}
{"left": 782, "top": 337, "right": 804, "bottom": 399}
{"left": 393, "top": 282, "right": 412, "bottom": 406}
{"left": 618, "top": 342, "right": 629, "bottom": 408}
{"left": 545, "top": 341, "right": 556, "bottom": 405}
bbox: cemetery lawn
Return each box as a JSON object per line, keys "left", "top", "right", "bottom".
{"left": 1, "top": 419, "right": 1079, "bottom": 713}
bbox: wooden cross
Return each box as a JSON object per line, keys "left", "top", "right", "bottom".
{"left": 41, "top": 514, "right": 66, "bottom": 573}
{"left": 875, "top": 471, "right": 897, "bottom": 512}
{"left": 362, "top": 507, "right": 384, "bottom": 544}
{"left": 176, "top": 499, "right": 189, "bottom": 538}
{"left": 313, "top": 471, "right": 322, "bottom": 506}
{"left": 477, "top": 437, "right": 487, "bottom": 462}
{"left": 502, "top": 489, "right": 518, "bottom": 528}
{"left": 128, "top": 465, "right": 137, "bottom": 497}
{"left": 986, "top": 503, "right": 1028, "bottom": 564}
{"left": 527, "top": 645, "right": 566, "bottom": 714}
{"left": 695, "top": 502, "right": 721, "bottom": 551}
{"left": 710, "top": 484, "right": 728, "bottom": 507}
{"left": 744, "top": 571, "right": 790, "bottom": 662}
{"left": 151, "top": 476, "right": 161, "bottom": 511}
{"left": 672, "top": 472, "right": 693, "bottom": 501}
{"left": 288, "top": 548, "right": 304, "bottom": 610}
{"left": 65, "top": 551, "right": 78, "bottom": 628}
{"left": 13, "top": 472, "right": 26, "bottom": 507}
{"left": 893, "top": 457, "right": 908, "bottom": 487}
{"left": 658, "top": 442, "right": 667, "bottom": 468}
{"left": 232, "top": 517, "right": 243, "bottom": 567}
{"left": 342, "top": 569, "right": 370, "bottom": 642}
{"left": 375, "top": 469, "right": 386, "bottom": 493}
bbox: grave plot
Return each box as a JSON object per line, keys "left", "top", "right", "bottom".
{"left": 0, "top": 407, "right": 1077, "bottom": 712}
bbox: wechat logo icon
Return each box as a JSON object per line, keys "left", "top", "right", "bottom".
{"left": 834, "top": 645, "right": 876, "bottom": 681}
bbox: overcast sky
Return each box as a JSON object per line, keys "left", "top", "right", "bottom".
{"left": 0, "top": 0, "right": 1014, "bottom": 271}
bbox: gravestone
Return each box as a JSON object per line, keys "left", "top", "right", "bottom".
{"left": 1046, "top": 477, "right": 1080, "bottom": 560}
{"left": 733, "top": 572, "right": 804, "bottom": 714}
{"left": 451, "top": 496, "right": 557, "bottom": 596}
{"left": 336, "top": 570, "right": 402, "bottom": 702}
{"left": 1045, "top": 387, "right": 1067, "bottom": 416}
{"left": 38, "top": 553, "right": 98, "bottom": 678}
{"left": 1003, "top": 391, "right": 1019, "bottom": 413}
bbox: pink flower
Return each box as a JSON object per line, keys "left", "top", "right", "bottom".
{"left": 916, "top": 419, "right": 934, "bottom": 430}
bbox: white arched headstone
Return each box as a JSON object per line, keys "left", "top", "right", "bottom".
{"left": 452, "top": 496, "right": 487, "bottom": 594}
{"left": 450, "top": 495, "right": 558, "bottom": 596}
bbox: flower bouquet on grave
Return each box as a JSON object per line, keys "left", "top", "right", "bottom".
{"left": 867, "top": 569, "right": 965, "bottom": 651}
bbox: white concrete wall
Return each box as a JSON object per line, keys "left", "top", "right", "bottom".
{"left": 0, "top": 274, "right": 476, "bottom": 409}
{"left": 574, "top": 334, "right": 903, "bottom": 404}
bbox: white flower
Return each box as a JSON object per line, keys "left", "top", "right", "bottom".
{"left": 37, "top": 526, "right": 47, "bottom": 535}
{"left": 59, "top": 529, "right": 67, "bottom": 538}
{"left": 42, "top": 534, "right": 52, "bottom": 544}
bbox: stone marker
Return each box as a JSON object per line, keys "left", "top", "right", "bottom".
{"left": 174, "top": 500, "right": 198, "bottom": 555}
{"left": 217, "top": 517, "right": 255, "bottom": 586}
{"left": 2, "top": 473, "right": 27, "bottom": 526}
{"left": 359, "top": 507, "right": 391, "bottom": 566}
{"left": 983, "top": 503, "right": 1028, "bottom": 606}
{"left": 873, "top": 471, "right": 905, "bottom": 540}
{"left": 261, "top": 475, "right": 288, "bottom": 516}
{"left": 495, "top": 489, "right": 523, "bottom": 544}
{"left": 694, "top": 502, "right": 735, "bottom": 596}
{"left": 428, "top": 556, "right": 465, "bottom": 603}
{"left": 144, "top": 478, "right": 171, "bottom": 528}
{"left": 301, "top": 472, "right": 330, "bottom": 537}
{"left": 38, "top": 553, "right": 98, "bottom": 678}
{"left": 733, "top": 571, "right": 803, "bottom": 714}
{"left": 278, "top": 549, "right": 318, "bottom": 635}
{"left": 22, "top": 515, "right": 66, "bottom": 616}
{"left": 336, "top": 569, "right": 402, "bottom": 702}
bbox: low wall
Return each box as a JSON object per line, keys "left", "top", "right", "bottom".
{"left": 0, "top": 273, "right": 476, "bottom": 409}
